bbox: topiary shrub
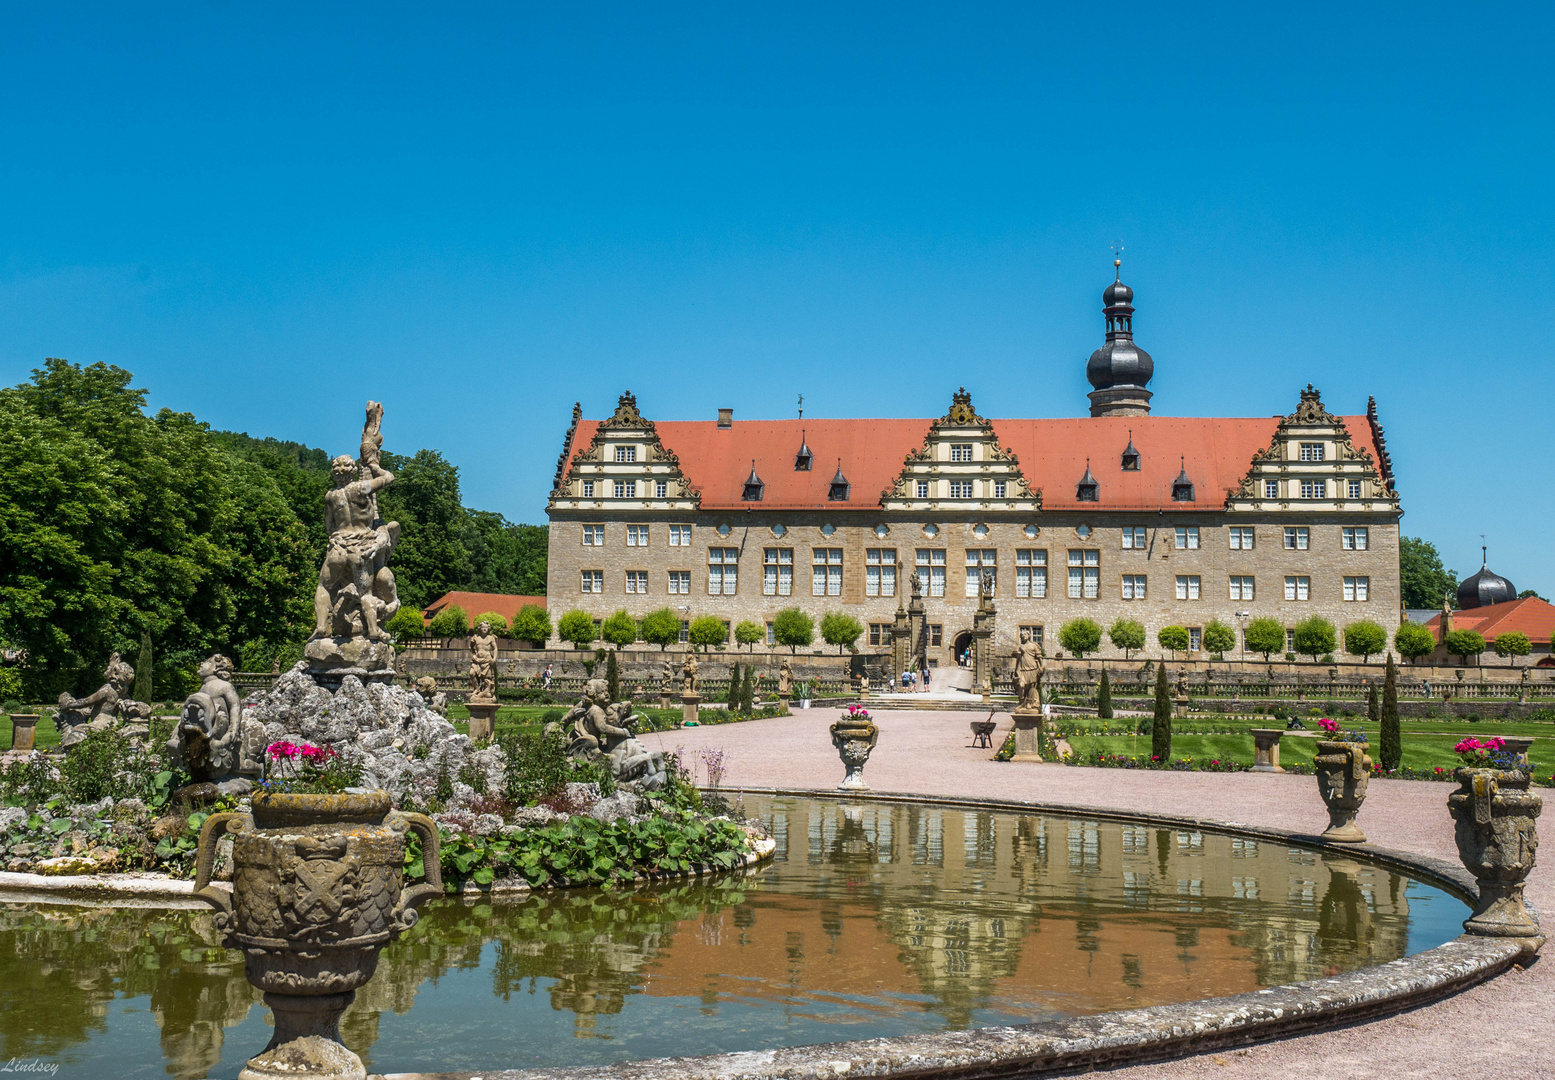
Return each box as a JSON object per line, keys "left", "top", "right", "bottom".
{"left": 427, "top": 605, "right": 469, "bottom": 639}
{"left": 471, "top": 612, "right": 510, "bottom": 637}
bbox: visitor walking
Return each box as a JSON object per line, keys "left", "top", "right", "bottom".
{"left": 542, "top": 663, "right": 552, "bottom": 690}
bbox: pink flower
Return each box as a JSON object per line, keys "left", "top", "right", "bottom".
{"left": 1318, "top": 718, "right": 1339, "bottom": 735}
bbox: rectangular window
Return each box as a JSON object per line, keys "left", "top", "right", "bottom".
{"left": 1121, "top": 574, "right": 1147, "bottom": 600}
{"left": 655, "top": 479, "right": 668, "bottom": 499}
{"left": 1342, "top": 527, "right": 1369, "bottom": 551}
{"left": 763, "top": 548, "right": 793, "bottom": 596}
{"left": 1299, "top": 443, "right": 1325, "bottom": 462}
{"left": 866, "top": 548, "right": 897, "bottom": 597}
{"left": 949, "top": 444, "right": 973, "bottom": 462}
{"left": 1174, "top": 526, "right": 1200, "bottom": 550}
{"left": 582, "top": 524, "right": 605, "bottom": 546}
{"left": 708, "top": 548, "right": 739, "bottom": 595}
{"left": 1264, "top": 479, "right": 1279, "bottom": 499}
{"left": 1300, "top": 479, "right": 1324, "bottom": 499}
{"left": 915, "top": 479, "right": 930, "bottom": 499}
{"left": 869, "top": 623, "right": 891, "bottom": 647}
{"left": 929, "top": 624, "right": 943, "bottom": 647}
{"left": 625, "top": 570, "right": 648, "bottom": 594}
{"left": 668, "top": 570, "right": 691, "bottom": 595}
{"left": 1229, "top": 527, "right": 1255, "bottom": 550}
{"left": 964, "top": 549, "right": 997, "bottom": 596}
{"left": 1347, "top": 479, "right": 1362, "bottom": 499}
{"left": 669, "top": 524, "right": 692, "bottom": 546}
{"left": 679, "top": 620, "right": 690, "bottom": 644}
{"left": 765, "top": 622, "right": 775, "bottom": 645}
{"left": 613, "top": 479, "right": 636, "bottom": 499}
{"left": 1015, "top": 549, "right": 1047, "bottom": 598}
{"left": 1122, "top": 526, "right": 1147, "bottom": 549}
{"left": 614, "top": 445, "right": 637, "bottom": 463}
{"left": 1285, "top": 575, "right": 1311, "bottom": 601}
{"left": 581, "top": 479, "right": 595, "bottom": 498}
{"left": 948, "top": 480, "right": 974, "bottom": 498}
{"left": 1284, "top": 527, "right": 1309, "bottom": 550}
{"left": 1343, "top": 576, "right": 1370, "bottom": 601}
{"left": 993, "top": 480, "right": 1007, "bottom": 499}
{"left": 1019, "top": 625, "right": 1044, "bottom": 649}
{"left": 626, "top": 524, "right": 649, "bottom": 546}
{"left": 1229, "top": 575, "right": 1256, "bottom": 601}
{"left": 1067, "top": 549, "right": 1100, "bottom": 599}
{"left": 915, "top": 549, "right": 946, "bottom": 597}
{"left": 581, "top": 570, "right": 603, "bottom": 594}
{"left": 1176, "top": 575, "right": 1201, "bottom": 600}
{"left": 1286, "top": 628, "right": 1296, "bottom": 652}
{"left": 1189, "top": 627, "right": 1203, "bottom": 652}
{"left": 812, "top": 548, "right": 843, "bottom": 597}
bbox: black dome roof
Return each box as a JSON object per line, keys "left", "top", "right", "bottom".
{"left": 1458, "top": 563, "right": 1516, "bottom": 610}
{"left": 1087, "top": 265, "right": 1154, "bottom": 391}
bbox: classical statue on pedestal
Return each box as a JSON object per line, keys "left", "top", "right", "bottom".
{"left": 1013, "top": 629, "right": 1045, "bottom": 710}
{"left": 310, "top": 402, "right": 402, "bottom": 645}
{"left": 681, "top": 653, "right": 699, "bottom": 695}
{"left": 468, "top": 621, "right": 499, "bottom": 704}
{"left": 778, "top": 658, "right": 794, "bottom": 698}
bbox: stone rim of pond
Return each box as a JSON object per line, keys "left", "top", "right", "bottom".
{"left": 0, "top": 789, "right": 1523, "bottom": 1079}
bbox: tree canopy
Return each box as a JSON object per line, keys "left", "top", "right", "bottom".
{"left": 1107, "top": 618, "right": 1146, "bottom": 660}
{"left": 1244, "top": 617, "right": 1286, "bottom": 661}
{"left": 1058, "top": 618, "right": 1101, "bottom": 658}
{"left": 820, "top": 612, "right": 864, "bottom": 653}
{"left": 771, "top": 608, "right": 814, "bottom": 653}
{"left": 1292, "top": 615, "right": 1337, "bottom": 661}
{"left": 1400, "top": 536, "right": 1457, "bottom": 611}
{"left": 1394, "top": 622, "right": 1437, "bottom": 661}
{"left": 1342, "top": 620, "right": 1388, "bottom": 663}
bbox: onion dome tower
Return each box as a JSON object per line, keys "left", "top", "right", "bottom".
{"left": 1086, "top": 259, "right": 1154, "bottom": 417}
{"left": 1457, "top": 546, "right": 1516, "bottom": 609}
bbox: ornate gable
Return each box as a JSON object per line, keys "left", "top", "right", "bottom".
{"left": 549, "top": 391, "right": 701, "bottom": 511}
{"left": 1225, "top": 385, "right": 1399, "bottom": 513}
{"left": 879, "top": 388, "right": 1041, "bottom": 512}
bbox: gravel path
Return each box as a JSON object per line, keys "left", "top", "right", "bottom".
{"left": 656, "top": 707, "right": 1552, "bottom": 1079}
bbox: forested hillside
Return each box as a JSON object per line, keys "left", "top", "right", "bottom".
{"left": 0, "top": 359, "right": 545, "bottom": 699}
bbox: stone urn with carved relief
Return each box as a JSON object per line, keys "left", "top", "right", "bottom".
{"left": 1313, "top": 740, "right": 1371, "bottom": 843}
{"left": 193, "top": 790, "right": 441, "bottom": 1080}
{"left": 1448, "top": 767, "right": 1544, "bottom": 958}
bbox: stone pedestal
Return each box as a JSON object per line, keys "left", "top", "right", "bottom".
{"left": 1010, "top": 708, "right": 1046, "bottom": 762}
{"left": 1250, "top": 728, "right": 1285, "bottom": 772}
{"left": 681, "top": 692, "right": 702, "bottom": 726}
{"left": 7, "top": 714, "right": 38, "bottom": 753}
{"left": 778, "top": 695, "right": 791, "bottom": 714}
{"left": 1173, "top": 696, "right": 1190, "bottom": 719}
{"left": 1500, "top": 737, "right": 1533, "bottom": 766}
{"left": 465, "top": 700, "right": 497, "bottom": 742}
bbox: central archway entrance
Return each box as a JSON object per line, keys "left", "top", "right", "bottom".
{"left": 952, "top": 630, "right": 973, "bottom": 667}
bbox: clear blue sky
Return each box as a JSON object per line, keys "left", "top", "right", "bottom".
{"left": 2, "top": 3, "right": 1550, "bottom": 596}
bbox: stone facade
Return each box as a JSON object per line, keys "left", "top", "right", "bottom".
{"left": 546, "top": 387, "right": 1402, "bottom": 670}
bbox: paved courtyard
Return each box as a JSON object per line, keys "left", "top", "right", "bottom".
{"left": 652, "top": 707, "right": 1552, "bottom": 1079}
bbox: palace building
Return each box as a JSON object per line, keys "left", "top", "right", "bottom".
{"left": 545, "top": 266, "right": 1403, "bottom": 666}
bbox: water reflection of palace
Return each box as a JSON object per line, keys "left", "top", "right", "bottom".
{"left": 0, "top": 799, "right": 1420, "bottom": 1079}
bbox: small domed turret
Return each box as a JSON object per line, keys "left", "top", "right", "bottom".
{"left": 1458, "top": 548, "right": 1516, "bottom": 609}
{"left": 1087, "top": 259, "right": 1154, "bottom": 417}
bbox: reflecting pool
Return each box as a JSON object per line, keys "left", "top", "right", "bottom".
{"left": 1, "top": 795, "right": 1468, "bottom": 1078}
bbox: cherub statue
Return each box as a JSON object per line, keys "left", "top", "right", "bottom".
{"left": 564, "top": 678, "right": 665, "bottom": 789}
{"left": 468, "top": 620, "right": 499, "bottom": 704}
{"left": 311, "top": 401, "right": 403, "bottom": 642}
{"left": 681, "top": 652, "right": 699, "bottom": 695}
{"left": 168, "top": 654, "right": 263, "bottom": 791}
{"left": 57, "top": 652, "right": 139, "bottom": 745}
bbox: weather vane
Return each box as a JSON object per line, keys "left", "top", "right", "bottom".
{"left": 798, "top": 393, "right": 804, "bottom": 420}
{"left": 1112, "top": 240, "right": 1124, "bottom": 273}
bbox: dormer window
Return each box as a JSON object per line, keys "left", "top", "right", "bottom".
{"left": 742, "top": 461, "right": 764, "bottom": 502}
{"left": 614, "top": 445, "right": 637, "bottom": 463}
{"left": 1121, "top": 433, "right": 1140, "bottom": 471}
{"left": 794, "top": 431, "right": 813, "bottom": 471}
{"left": 1076, "top": 461, "right": 1099, "bottom": 502}
{"left": 1171, "top": 459, "right": 1195, "bottom": 502}
{"left": 828, "top": 461, "right": 850, "bottom": 501}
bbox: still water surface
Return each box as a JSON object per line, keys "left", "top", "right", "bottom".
{"left": 2, "top": 796, "right": 1467, "bottom": 1078}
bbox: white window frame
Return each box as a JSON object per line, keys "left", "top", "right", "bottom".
{"left": 1284, "top": 575, "right": 1311, "bottom": 601}
{"left": 612, "top": 479, "right": 636, "bottom": 499}
{"left": 964, "top": 549, "right": 997, "bottom": 597}
{"left": 581, "top": 479, "right": 595, "bottom": 498}
{"left": 1229, "top": 575, "right": 1255, "bottom": 601}
{"left": 581, "top": 570, "right": 603, "bottom": 594}
{"left": 1175, "top": 575, "right": 1201, "bottom": 600}
{"left": 915, "top": 479, "right": 930, "bottom": 499}
{"left": 614, "top": 445, "right": 637, "bottom": 463}
{"left": 626, "top": 524, "right": 649, "bottom": 547}
{"left": 1229, "top": 527, "right": 1254, "bottom": 550}
{"left": 1067, "top": 549, "right": 1100, "bottom": 599}
{"left": 1299, "top": 443, "right": 1325, "bottom": 462}
{"left": 582, "top": 524, "right": 605, "bottom": 546}
{"left": 1347, "top": 479, "right": 1362, "bottom": 499}
{"left": 1343, "top": 576, "right": 1370, "bottom": 602}
{"left": 812, "top": 548, "right": 843, "bottom": 597}
{"left": 763, "top": 548, "right": 793, "bottom": 596}
{"left": 1299, "top": 479, "right": 1324, "bottom": 499}
{"left": 1122, "top": 526, "right": 1147, "bottom": 549}
{"left": 625, "top": 570, "right": 648, "bottom": 594}
{"left": 1015, "top": 549, "right": 1047, "bottom": 598}
{"left": 948, "top": 480, "right": 974, "bottom": 499}
{"left": 915, "top": 549, "right": 947, "bottom": 597}
{"left": 669, "top": 524, "right": 692, "bottom": 547}
{"left": 1121, "top": 574, "right": 1147, "bottom": 600}
{"left": 1342, "top": 527, "right": 1369, "bottom": 551}
{"left": 667, "top": 570, "right": 691, "bottom": 595}
{"left": 993, "top": 480, "right": 1007, "bottom": 498}
{"left": 679, "top": 619, "right": 690, "bottom": 644}
{"left": 1263, "top": 479, "right": 1279, "bottom": 499}
{"left": 865, "top": 548, "right": 897, "bottom": 598}
{"left": 708, "top": 548, "right": 739, "bottom": 595}
{"left": 1189, "top": 627, "right": 1203, "bottom": 651}
{"left": 655, "top": 479, "right": 668, "bottom": 499}
{"left": 949, "top": 443, "right": 973, "bottom": 462}
{"left": 1284, "top": 527, "right": 1309, "bottom": 550}
{"left": 1174, "top": 526, "right": 1200, "bottom": 550}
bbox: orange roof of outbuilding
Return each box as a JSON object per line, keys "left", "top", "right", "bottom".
{"left": 422, "top": 592, "right": 546, "bottom": 623}
{"left": 1424, "top": 596, "right": 1555, "bottom": 643}
{"left": 564, "top": 413, "right": 1384, "bottom": 512}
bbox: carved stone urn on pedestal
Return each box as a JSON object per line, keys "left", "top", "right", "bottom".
{"left": 1447, "top": 767, "right": 1544, "bottom": 958}
{"left": 830, "top": 712, "right": 879, "bottom": 791}
{"left": 1313, "top": 740, "right": 1371, "bottom": 843}
{"left": 193, "top": 790, "right": 442, "bottom": 1080}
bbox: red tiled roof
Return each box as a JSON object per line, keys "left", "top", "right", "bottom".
{"left": 1424, "top": 596, "right": 1555, "bottom": 643}
{"left": 422, "top": 592, "right": 546, "bottom": 623}
{"left": 564, "top": 413, "right": 1385, "bottom": 512}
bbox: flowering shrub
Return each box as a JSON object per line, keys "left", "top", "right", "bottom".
{"left": 1454, "top": 736, "right": 1523, "bottom": 771}
{"left": 259, "top": 739, "right": 358, "bottom": 795}
{"left": 1317, "top": 717, "right": 1366, "bottom": 743}
{"left": 1068, "top": 749, "right": 1247, "bottom": 773}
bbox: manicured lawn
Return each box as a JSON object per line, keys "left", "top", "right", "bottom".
{"left": 1, "top": 714, "right": 61, "bottom": 750}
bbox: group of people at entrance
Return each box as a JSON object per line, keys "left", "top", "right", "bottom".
{"left": 893, "top": 658, "right": 932, "bottom": 693}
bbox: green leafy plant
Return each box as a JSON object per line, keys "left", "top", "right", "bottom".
{"left": 509, "top": 603, "right": 552, "bottom": 647}
{"left": 771, "top": 608, "right": 814, "bottom": 653}
{"left": 1058, "top": 618, "right": 1102, "bottom": 659}
{"left": 472, "top": 611, "right": 510, "bottom": 637}
{"left": 385, "top": 606, "right": 426, "bottom": 640}
{"left": 638, "top": 608, "right": 682, "bottom": 650}
{"left": 557, "top": 609, "right": 599, "bottom": 650}
{"left": 1293, "top": 616, "right": 1337, "bottom": 662}
{"left": 1202, "top": 620, "right": 1236, "bottom": 659}
{"left": 1493, "top": 631, "right": 1532, "bottom": 665}
{"left": 1108, "top": 618, "right": 1146, "bottom": 660}
{"left": 427, "top": 604, "right": 469, "bottom": 638}
{"left": 1379, "top": 654, "right": 1401, "bottom": 771}
{"left": 820, "top": 612, "right": 863, "bottom": 654}
{"left": 1245, "top": 617, "right": 1286, "bottom": 661}
{"left": 1444, "top": 629, "right": 1487, "bottom": 665}
{"left": 734, "top": 620, "right": 764, "bottom": 651}
{"left": 1343, "top": 620, "right": 1388, "bottom": 663}
{"left": 1097, "top": 667, "right": 1113, "bottom": 719}
{"left": 1394, "top": 622, "right": 1437, "bottom": 662}
{"left": 688, "top": 616, "right": 729, "bottom": 652}
{"left": 600, "top": 609, "right": 638, "bottom": 649}
{"left": 1151, "top": 661, "right": 1172, "bottom": 761}
{"left": 1157, "top": 625, "right": 1190, "bottom": 660}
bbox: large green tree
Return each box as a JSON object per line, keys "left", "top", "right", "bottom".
{"left": 1399, "top": 537, "right": 1457, "bottom": 611}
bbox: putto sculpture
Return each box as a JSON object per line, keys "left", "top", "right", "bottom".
{"left": 167, "top": 654, "right": 266, "bottom": 795}
{"left": 467, "top": 621, "right": 498, "bottom": 704}
{"left": 307, "top": 402, "right": 402, "bottom": 676}
{"left": 681, "top": 652, "right": 699, "bottom": 695}
{"left": 57, "top": 651, "right": 148, "bottom": 747}
{"left": 565, "top": 678, "right": 667, "bottom": 790}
